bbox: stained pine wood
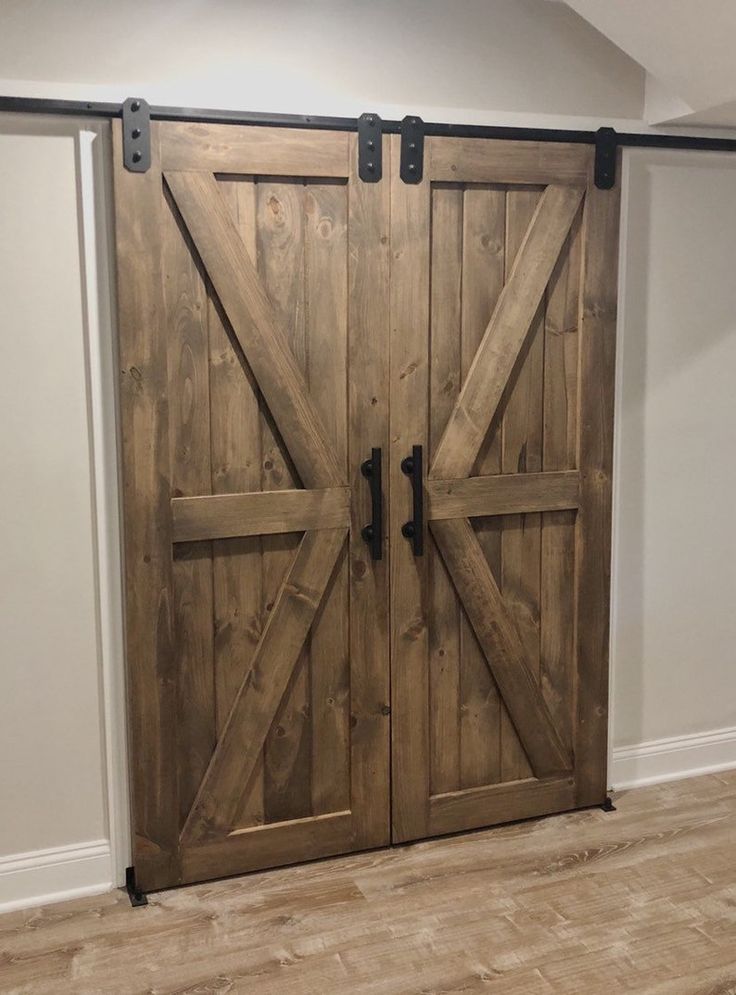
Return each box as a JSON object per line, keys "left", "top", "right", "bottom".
{"left": 116, "top": 124, "right": 618, "bottom": 888}
{"left": 459, "top": 185, "right": 505, "bottom": 792}
{"left": 428, "top": 183, "right": 462, "bottom": 797}
{"left": 499, "top": 186, "right": 544, "bottom": 783}
{"left": 429, "top": 136, "right": 591, "bottom": 185}
{"left": 171, "top": 488, "right": 350, "bottom": 542}
{"left": 6, "top": 773, "right": 736, "bottom": 995}
{"left": 389, "top": 133, "right": 431, "bottom": 842}
{"left": 392, "top": 133, "right": 618, "bottom": 842}
{"left": 255, "top": 176, "right": 311, "bottom": 826}
{"left": 427, "top": 471, "right": 579, "bottom": 521}
{"left": 574, "top": 176, "right": 621, "bottom": 808}
{"left": 183, "top": 527, "right": 347, "bottom": 841}
{"left": 164, "top": 170, "right": 344, "bottom": 490}
{"left": 111, "top": 121, "right": 178, "bottom": 891}
{"left": 345, "top": 132, "right": 391, "bottom": 850}
{"left": 162, "top": 171, "right": 216, "bottom": 825}
{"left": 431, "top": 517, "right": 570, "bottom": 778}
{"left": 431, "top": 184, "right": 584, "bottom": 480}
{"left": 209, "top": 178, "right": 264, "bottom": 830}
{"left": 114, "top": 124, "right": 392, "bottom": 889}
{"left": 160, "top": 122, "right": 350, "bottom": 177}
{"left": 429, "top": 775, "right": 576, "bottom": 836}
{"left": 303, "top": 179, "right": 351, "bottom": 819}
{"left": 541, "top": 205, "right": 583, "bottom": 752}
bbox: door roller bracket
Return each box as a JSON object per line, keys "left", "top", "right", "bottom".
{"left": 400, "top": 116, "right": 424, "bottom": 183}
{"left": 594, "top": 127, "right": 618, "bottom": 190}
{"left": 122, "top": 97, "right": 151, "bottom": 173}
{"left": 358, "top": 113, "right": 382, "bottom": 182}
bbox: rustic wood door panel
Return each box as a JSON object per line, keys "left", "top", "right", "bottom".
{"left": 113, "top": 122, "right": 391, "bottom": 890}
{"left": 115, "top": 121, "right": 618, "bottom": 888}
{"left": 390, "top": 136, "right": 620, "bottom": 842}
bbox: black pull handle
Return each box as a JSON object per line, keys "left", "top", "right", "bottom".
{"left": 401, "top": 444, "right": 424, "bottom": 556}
{"left": 360, "top": 447, "right": 383, "bottom": 561}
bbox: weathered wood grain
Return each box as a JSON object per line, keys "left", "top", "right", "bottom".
{"left": 574, "top": 174, "right": 621, "bottom": 808}
{"left": 171, "top": 487, "right": 350, "bottom": 542}
{"left": 346, "top": 132, "right": 391, "bottom": 850}
{"left": 112, "top": 121, "right": 179, "bottom": 891}
{"left": 6, "top": 772, "right": 736, "bottom": 995}
{"left": 428, "top": 183, "right": 462, "bottom": 795}
{"left": 500, "top": 185, "right": 544, "bottom": 782}
{"left": 160, "top": 121, "right": 350, "bottom": 176}
{"left": 459, "top": 184, "right": 505, "bottom": 791}
{"left": 431, "top": 517, "right": 571, "bottom": 778}
{"left": 164, "top": 169, "right": 344, "bottom": 489}
{"left": 429, "top": 136, "right": 592, "bottom": 185}
{"left": 210, "top": 177, "right": 264, "bottom": 830}
{"left": 162, "top": 173, "right": 216, "bottom": 825}
{"left": 431, "top": 184, "right": 584, "bottom": 480}
{"left": 427, "top": 471, "right": 580, "bottom": 521}
{"left": 389, "top": 133, "right": 431, "bottom": 842}
{"left": 182, "top": 527, "right": 346, "bottom": 841}
{"left": 304, "top": 179, "right": 351, "bottom": 818}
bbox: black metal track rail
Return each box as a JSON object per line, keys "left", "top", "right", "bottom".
{"left": 3, "top": 94, "right": 736, "bottom": 153}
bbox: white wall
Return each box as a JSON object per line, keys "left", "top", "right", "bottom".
{"left": 611, "top": 150, "right": 736, "bottom": 788}
{"left": 0, "top": 117, "right": 127, "bottom": 913}
{"left": 0, "top": 0, "right": 645, "bottom": 127}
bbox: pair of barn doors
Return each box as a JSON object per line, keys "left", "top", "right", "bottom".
{"left": 113, "top": 119, "right": 619, "bottom": 892}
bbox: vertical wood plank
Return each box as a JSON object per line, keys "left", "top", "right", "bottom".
{"left": 347, "top": 133, "right": 392, "bottom": 849}
{"left": 428, "top": 185, "right": 462, "bottom": 795}
{"left": 112, "top": 121, "right": 179, "bottom": 890}
{"left": 459, "top": 186, "right": 504, "bottom": 790}
{"left": 305, "top": 180, "right": 351, "bottom": 816}
{"left": 390, "top": 134, "right": 431, "bottom": 841}
{"left": 257, "top": 179, "right": 312, "bottom": 823}
{"left": 210, "top": 176, "right": 265, "bottom": 828}
{"left": 541, "top": 206, "right": 582, "bottom": 752}
{"left": 575, "top": 174, "right": 621, "bottom": 806}
{"left": 162, "top": 181, "right": 216, "bottom": 825}
{"left": 544, "top": 209, "right": 582, "bottom": 472}
{"left": 500, "top": 187, "right": 543, "bottom": 782}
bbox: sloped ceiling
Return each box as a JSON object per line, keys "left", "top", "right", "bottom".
{"left": 561, "top": 0, "right": 736, "bottom": 126}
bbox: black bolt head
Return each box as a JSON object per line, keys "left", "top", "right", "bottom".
{"left": 131, "top": 127, "right": 141, "bottom": 139}
{"left": 130, "top": 100, "right": 140, "bottom": 113}
{"left": 132, "top": 150, "right": 142, "bottom": 163}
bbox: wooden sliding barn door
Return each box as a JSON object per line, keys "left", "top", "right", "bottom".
{"left": 113, "top": 121, "right": 391, "bottom": 890}
{"left": 389, "top": 136, "right": 620, "bottom": 841}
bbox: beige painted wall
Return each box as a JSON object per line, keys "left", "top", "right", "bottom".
{"left": 0, "top": 126, "right": 106, "bottom": 853}
{"left": 0, "top": 0, "right": 644, "bottom": 125}
{"left": 611, "top": 149, "right": 736, "bottom": 786}
{"left": 0, "top": 118, "right": 125, "bottom": 912}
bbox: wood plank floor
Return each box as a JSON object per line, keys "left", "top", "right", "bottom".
{"left": 2, "top": 771, "right": 736, "bottom": 994}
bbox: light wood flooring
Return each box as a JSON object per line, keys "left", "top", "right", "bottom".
{"left": 2, "top": 771, "right": 736, "bottom": 994}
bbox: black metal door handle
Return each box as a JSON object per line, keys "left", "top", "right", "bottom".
{"left": 360, "top": 447, "right": 383, "bottom": 561}
{"left": 401, "top": 444, "right": 424, "bottom": 556}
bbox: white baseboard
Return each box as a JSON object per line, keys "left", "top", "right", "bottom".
{"left": 611, "top": 725, "right": 736, "bottom": 790}
{"left": 0, "top": 839, "right": 113, "bottom": 914}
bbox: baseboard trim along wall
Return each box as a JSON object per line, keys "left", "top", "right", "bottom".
{"left": 0, "top": 840, "right": 113, "bottom": 914}
{"left": 611, "top": 726, "right": 736, "bottom": 791}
